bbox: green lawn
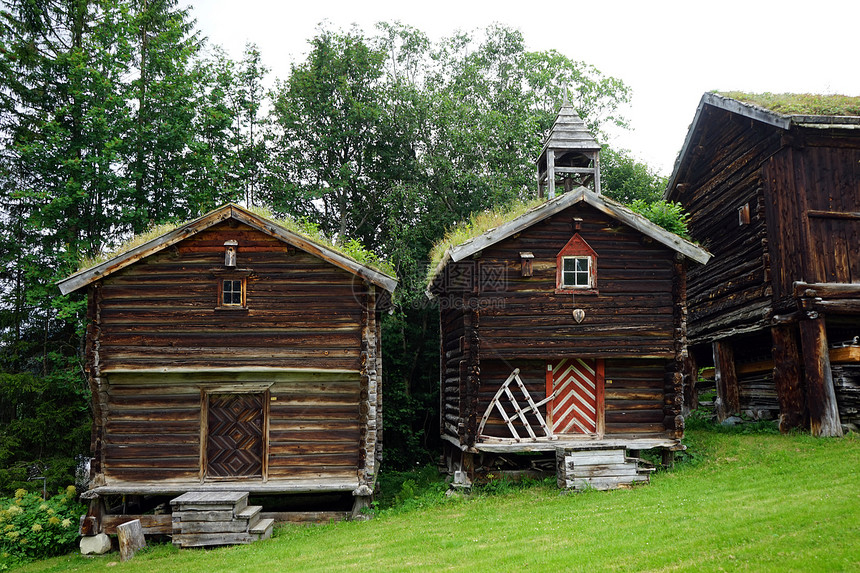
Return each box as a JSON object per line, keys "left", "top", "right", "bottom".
{"left": 19, "top": 429, "right": 860, "bottom": 572}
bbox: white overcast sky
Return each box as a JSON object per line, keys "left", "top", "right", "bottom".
{"left": 188, "top": 0, "right": 860, "bottom": 176}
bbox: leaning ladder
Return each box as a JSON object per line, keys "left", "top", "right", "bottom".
{"left": 477, "top": 368, "right": 557, "bottom": 442}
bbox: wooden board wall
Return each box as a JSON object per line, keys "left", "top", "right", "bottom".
{"left": 604, "top": 359, "right": 669, "bottom": 435}
{"left": 764, "top": 139, "right": 860, "bottom": 309}
{"left": 96, "top": 221, "right": 365, "bottom": 372}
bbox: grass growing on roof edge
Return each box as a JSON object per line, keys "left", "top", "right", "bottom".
{"left": 426, "top": 196, "right": 546, "bottom": 281}
{"left": 716, "top": 91, "right": 860, "bottom": 117}
{"left": 75, "top": 204, "right": 396, "bottom": 278}
{"left": 20, "top": 428, "right": 860, "bottom": 573}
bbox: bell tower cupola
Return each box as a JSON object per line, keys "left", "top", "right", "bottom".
{"left": 537, "top": 92, "right": 602, "bottom": 198}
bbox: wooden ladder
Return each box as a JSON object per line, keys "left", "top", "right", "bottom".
{"left": 477, "top": 368, "right": 556, "bottom": 442}
{"left": 170, "top": 491, "right": 274, "bottom": 548}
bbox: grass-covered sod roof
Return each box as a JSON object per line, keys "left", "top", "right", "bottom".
{"left": 716, "top": 91, "right": 860, "bottom": 117}
{"left": 76, "top": 205, "right": 395, "bottom": 278}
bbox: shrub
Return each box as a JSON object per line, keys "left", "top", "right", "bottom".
{"left": 0, "top": 486, "right": 84, "bottom": 568}
{"left": 628, "top": 199, "right": 691, "bottom": 239}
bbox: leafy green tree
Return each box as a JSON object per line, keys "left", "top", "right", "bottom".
{"left": 600, "top": 147, "right": 666, "bottom": 204}
{"left": 266, "top": 27, "right": 394, "bottom": 244}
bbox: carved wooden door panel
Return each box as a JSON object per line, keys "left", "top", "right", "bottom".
{"left": 206, "top": 393, "right": 264, "bottom": 478}
{"left": 547, "top": 358, "right": 603, "bottom": 436}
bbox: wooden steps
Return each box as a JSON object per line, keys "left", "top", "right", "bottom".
{"left": 170, "top": 492, "right": 274, "bottom": 548}
{"left": 555, "top": 447, "right": 655, "bottom": 491}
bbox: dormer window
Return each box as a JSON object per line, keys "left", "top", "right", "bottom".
{"left": 556, "top": 233, "right": 598, "bottom": 294}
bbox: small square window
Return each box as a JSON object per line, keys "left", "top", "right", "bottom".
{"left": 562, "top": 256, "right": 591, "bottom": 288}
{"left": 220, "top": 278, "right": 246, "bottom": 307}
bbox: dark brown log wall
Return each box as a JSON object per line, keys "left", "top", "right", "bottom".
{"left": 97, "top": 221, "right": 365, "bottom": 372}
{"left": 102, "top": 375, "right": 362, "bottom": 483}
{"left": 604, "top": 359, "right": 669, "bottom": 435}
{"left": 676, "top": 108, "right": 782, "bottom": 343}
{"left": 474, "top": 358, "right": 673, "bottom": 439}
{"left": 448, "top": 203, "right": 678, "bottom": 360}
{"left": 103, "top": 382, "right": 200, "bottom": 483}
{"left": 440, "top": 304, "right": 465, "bottom": 440}
{"left": 267, "top": 377, "right": 361, "bottom": 480}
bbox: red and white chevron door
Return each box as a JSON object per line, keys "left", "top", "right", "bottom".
{"left": 548, "top": 358, "right": 603, "bottom": 435}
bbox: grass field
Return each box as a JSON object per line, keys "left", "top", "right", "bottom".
{"left": 19, "top": 428, "right": 860, "bottom": 572}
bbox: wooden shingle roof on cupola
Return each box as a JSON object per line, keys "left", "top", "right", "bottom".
{"left": 58, "top": 203, "right": 397, "bottom": 295}
{"left": 537, "top": 96, "right": 602, "bottom": 198}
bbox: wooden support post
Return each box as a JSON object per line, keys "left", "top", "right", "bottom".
{"left": 682, "top": 351, "right": 699, "bottom": 416}
{"left": 80, "top": 494, "right": 105, "bottom": 536}
{"left": 771, "top": 324, "right": 806, "bottom": 432}
{"left": 712, "top": 340, "right": 740, "bottom": 421}
{"left": 799, "top": 315, "right": 843, "bottom": 437}
{"left": 547, "top": 149, "right": 556, "bottom": 198}
{"left": 661, "top": 449, "right": 675, "bottom": 469}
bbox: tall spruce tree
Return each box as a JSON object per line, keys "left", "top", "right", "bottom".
{"left": 124, "top": 0, "right": 200, "bottom": 230}
{"left": 0, "top": 0, "right": 131, "bottom": 492}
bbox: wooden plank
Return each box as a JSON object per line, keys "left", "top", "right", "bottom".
{"left": 564, "top": 449, "right": 625, "bottom": 465}
{"left": 172, "top": 532, "right": 254, "bottom": 547}
{"left": 792, "top": 282, "right": 860, "bottom": 299}
{"left": 171, "top": 510, "right": 233, "bottom": 522}
{"left": 176, "top": 520, "right": 249, "bottom": 534}
{"left": 563, "top": 475, "right": 650, "bottom": 491}
{"left": 171, "top": 491, "right": 248, "bottom": 505}
{"left": 831, "top": 346, "right": 860, "bottom": 363}
{"left": 260, "top": 511, "right": 349, "bottom": 524}
{"left": 101, "top": 514, "right": 172, "bottom": 535}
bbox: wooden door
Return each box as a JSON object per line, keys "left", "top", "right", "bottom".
{"left": 206, "top": 393, "right": 264, "bottom": 478}
{"left": 547, "top": 358, "right": 603, "bottom": 435}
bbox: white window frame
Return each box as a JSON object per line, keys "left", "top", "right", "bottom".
{"left": 561, "top": 255, "right": 592, "bottom": 289}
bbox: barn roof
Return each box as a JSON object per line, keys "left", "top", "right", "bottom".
{"left": 58, "top": 203, "right": 398, "bottom": 295}
{"left": 426, "top": 187, "right": 710, "bottom": 289}
{"left": 666, "top": 92, "right": 860, "bottom": 200}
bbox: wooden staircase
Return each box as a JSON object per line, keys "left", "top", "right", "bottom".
{"left": 555, "top": 447, "right": 655, "bottom": 491}
{"left": 170, "top": 492, "right": 274, "bottom": 548}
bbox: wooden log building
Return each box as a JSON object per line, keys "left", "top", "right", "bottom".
{"left": 427, "top": 105, "right": 710, "bottom": 488}
{"left": 57, "top": 204, "right": 396, "bottom": 533}
{"left": 666, "top": 92, "right": 860, "bottom": 436}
